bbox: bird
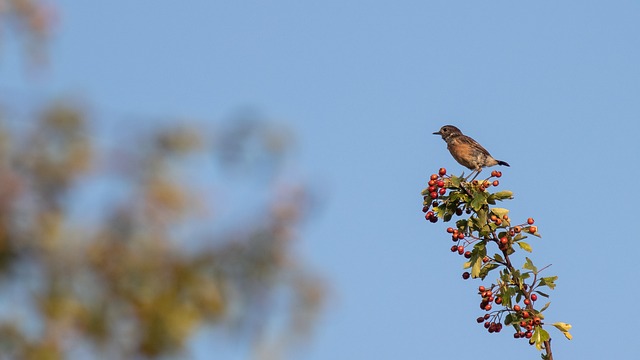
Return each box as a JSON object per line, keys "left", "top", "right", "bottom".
{"left": 433, "top": 125, "right": 509, "bottom": 181}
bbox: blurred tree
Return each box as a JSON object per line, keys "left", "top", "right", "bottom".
{"left": 0, "top": 2, "right": 323, "bottom": 359}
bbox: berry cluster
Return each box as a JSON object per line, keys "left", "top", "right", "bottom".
{"left": 423, "top": 168, "right": 448, "bottom": 222}
{"left": 472, "top": 282, "right": 544, "bottom": 341}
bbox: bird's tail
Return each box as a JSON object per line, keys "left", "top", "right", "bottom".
{"left": 497, "top": 160, "right": 510, "bottom": 167}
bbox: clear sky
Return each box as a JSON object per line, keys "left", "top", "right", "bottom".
{"left": 2, "top": 1, "right": 640, "bottom": 359}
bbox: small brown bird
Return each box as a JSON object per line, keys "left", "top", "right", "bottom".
{"left": 433, "top": 125, "right": 509, "bottom": 180}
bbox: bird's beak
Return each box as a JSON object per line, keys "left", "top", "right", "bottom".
{"left": 432, "top": 131, "right": 441, "bottom": 135}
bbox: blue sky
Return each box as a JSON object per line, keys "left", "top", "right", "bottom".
{"left": 2, "top": 1, "right": 640, "bottom": 359}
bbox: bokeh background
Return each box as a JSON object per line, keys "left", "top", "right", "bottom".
{"left": 1, "top": 1, "right": 639, "bottom": 359}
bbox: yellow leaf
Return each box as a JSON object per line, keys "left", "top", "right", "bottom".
{"left": 552, "top": 322, "right": 573, "bottom": 340}
{"left": 552, "top": 322, "right": 572, "bottom": 332}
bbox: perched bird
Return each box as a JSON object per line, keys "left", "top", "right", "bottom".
{"left": 433, "top": 125, "right": 509, "bottom": 180}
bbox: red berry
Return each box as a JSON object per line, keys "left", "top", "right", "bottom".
{"left": 455, "top": 208, "right": 463, "bottom": 216}
{"left": 484, "top": 304, "right": 492, "bottom": 311}
{"left": 477, "top": 316, "right": 484, "bottom": 323}
{"left": 436, "top": 180, "right": 445, "bottom": 187}
{"left": 430, "top": 191, "right": 438, "bottom": 199}
{"left": 484, "top": 321, "right": 490, "bottom": 329}
{"left": 457, "top": 233, "right": 465, "bottom": 240}
{"left": 531, "top": 294, "right": 538, "bottom": 301}
{"left": 500, "top": 237, "right": 508, "bottom": 245}
{"left": 495, "top": 297, "right": 502, "bottom": 305}
{"left": 428, "top": 185, "right": 437, "bottom": 193}
{"left": 527, "top": 218, "right": 535, "bottom": 225}
{"left": 450, "top": 245, "right": 458, "bottom": 252}
{"left": 462, "top": 272, "right": 470, "bottom": 279}
{"left": 478, "top": 286, "right": 486, "bottom": 292}
{"left": 533, "top": 317, "right": 541, "bottom": 326}
{"left": 525, "top": 331, "right": 532, "bottom": 339}
{"left": 514, "top": 332, "right": 521, "bottom": 339}
{"left": 524, "top": 299, "right": 531, "bottom": 306}
{"left": 464, "top": 251, "right": 472, "bottom": 259}
{"left": 513, "top": 305, "right": 521, "bottom": 312}
{"left": 430, "top": 174, "right": 438, "bottom": 181}
{"left": 428, "top": 179, "right": 436, "bottom": 187}
{"left": 457, "top": 246, "right": 464, "bottom": 254}
{"left": 492, "top": 180, "right": 499, "bottom": 187}
{"left": 438, "top": 188, "right": 446, "bottom": 195}
{"left": 495, "top": 171, "right": 502, "bottom": 178}
{"left": 529, "top": 226, "right": 537, "bottom": 234}
{"left": 447, "top": 227, "right": 454, "bottom": 233}
{"left": 439, "top": 168, "right": 447, "bottom": 176}
{"left": 422, "top": 206, "right": 429, "bottom": 213}
{"left": 522, "top": 311, "right": 530, "bottom": 319}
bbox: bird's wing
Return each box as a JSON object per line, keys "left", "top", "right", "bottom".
{"left": 458, "top": 135, "right": 492, "bottom": 156}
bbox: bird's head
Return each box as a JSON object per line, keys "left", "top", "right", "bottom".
{"left": 433, "top": 125, "right": 463, "bottom": 141}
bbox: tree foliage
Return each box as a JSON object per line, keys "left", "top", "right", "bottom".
{"left": 422, "top": 168, "right": 571, "bottom": 360}
{"left": 0, "top": 2, "right": 323, "bottom": 359}
{"left": 0, "top": 104, "right": 323, "bottom": 360}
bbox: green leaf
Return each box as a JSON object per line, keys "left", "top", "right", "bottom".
{"left": 448, "top": 191, "right": 467, "bottom": 203}
{"left": 456, "top": 219, "right": 469, "bottom": 230}
{"left": 504, "top": 313, "right": 513, "bottom": 325}
{"left": 471, "top": 256, "right": 483, "bottom": 278}
{"left": 539, "top": 302, "right": 551, "bottom": 312}
{"left": 517, "top": 241, "right": 533, "bottom": 252}
{"left": 539, "top": 276, "right": 558, "bottom": 290}
{"left": 533, "top": 328, "right": 550, "bottom": 350}
{"left": 493, "top": 253, "right": 504, "bottom": 263}
{"left": 513, "top": 233, "right": 528, "bottom": 241}
{"left": 449, "top": 175, "right": 462, "bottom": 187}
{"left": 421, "top": 188, "right": 430, "bottom": 196}
{"left": 471, "top": 191, "right": 490, "bottom": 212}
{"left": 535, "top": 290, "right": 550, "bottom": 298}
{"left": 493, "top": 190, "right": 513, "bottom": 200}
{"left": 475, "top": 209, "right": 490, "bottom": 236}
{"left": 478, "top": 263, "right": 499, "bottom": 280}
{"left": 491, "top": 208, "right": 510, "bottom": 219}
{"left": 523, "top": 257, "right": 538, "bottom": 274}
